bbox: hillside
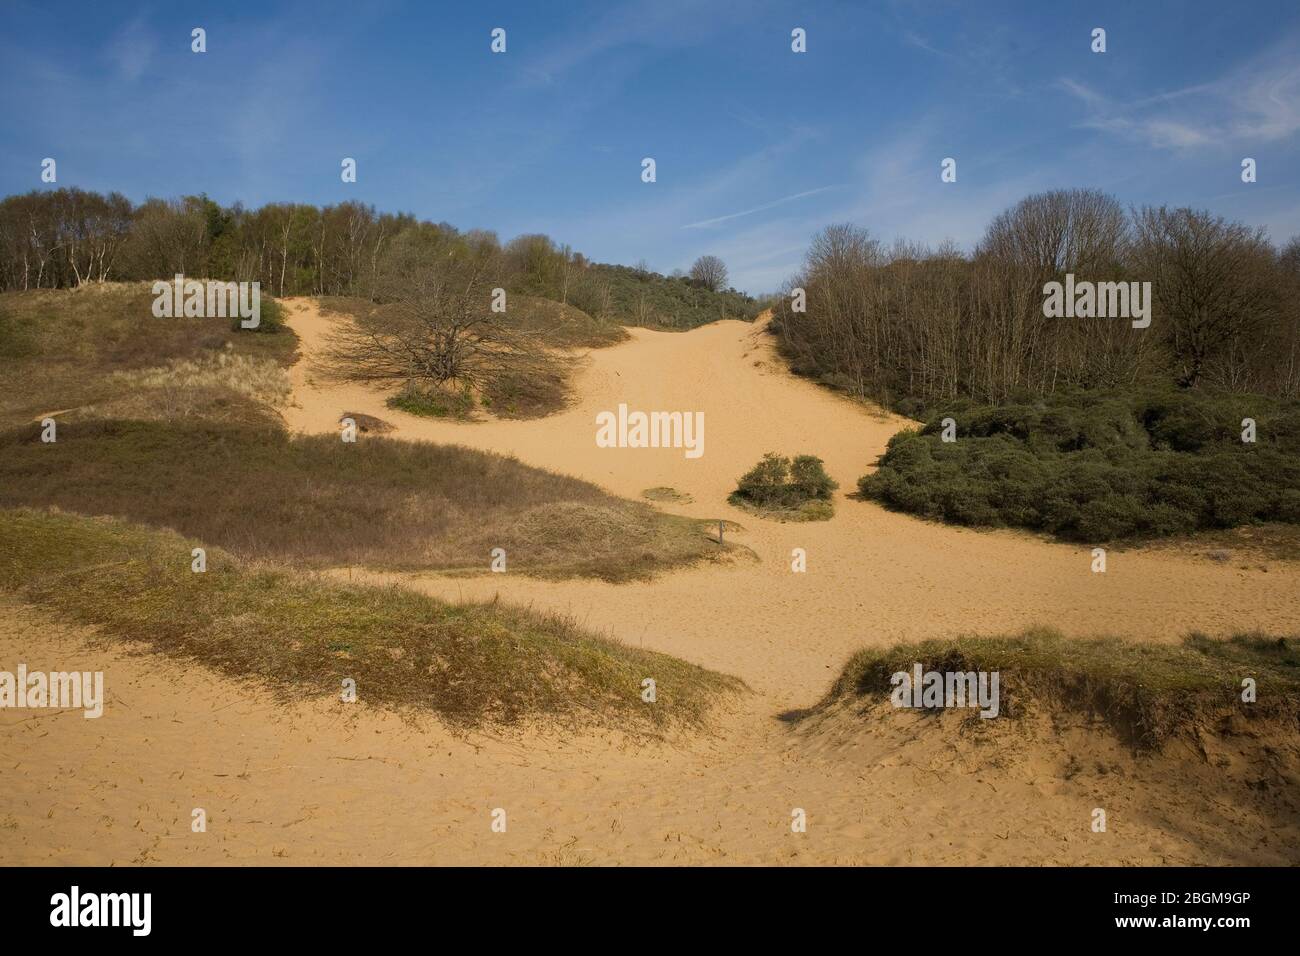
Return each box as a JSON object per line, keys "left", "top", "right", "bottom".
{"left": 0, "top": 283, "right": 294, "bottom": 429}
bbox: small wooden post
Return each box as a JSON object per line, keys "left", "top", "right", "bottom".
{"left": 718, "top": 520, "right": 724, "bottom": 545}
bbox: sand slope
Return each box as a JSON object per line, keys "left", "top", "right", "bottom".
{"left": 286, "top": 299, "right": 1300, "bottom": 704}
{"left": 4, "top": 298, "right": 1299, "bottom": 867}
{"left": 5, "top": 601, "right": 1294, "bottom": 866}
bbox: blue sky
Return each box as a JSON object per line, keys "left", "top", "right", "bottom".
{"left": 2, "top": 0, "right": 1299, "bottom": 293}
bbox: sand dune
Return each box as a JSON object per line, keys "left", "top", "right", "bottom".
{"left": 5, "top": 600, "right": 1293, "bottom": 866}
{"left": 4, "top": 298, "right": 1298, "bottom": 867}
{"left": 286, "top": 299, "right": 1300, "bottom": 704}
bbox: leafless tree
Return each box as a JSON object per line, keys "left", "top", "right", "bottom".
{"left": 689, "top": 254, "right": 728, "bottom": 292}
{"left": 1132, "top": 205, "right": 1278, "bottom": 388}
{"left": 316, "top": 246, "right": 561, "bottom": 396}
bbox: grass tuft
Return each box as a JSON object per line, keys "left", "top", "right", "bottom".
{"left": 817, "top": 626, "right": 1300, "bottom": 749}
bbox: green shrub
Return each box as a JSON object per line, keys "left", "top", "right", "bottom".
{"left": 230, "top": 295, "right": 284, "bottom": 334}
{"left": 387, "top": 383, "right": 475, "bottom": 419}
{"left": 859, "top": 387, "right": 1300, "bottom": 542}
{"left": 731, "top": 452, "right": 838, "bottom": 520}
{"left": 575, "top": 263, "right": 763, "bottom": 330}
{"left": 734, "top": 453, "right": 791, "bottom": 505}
{"left": 789, "top": 454, "right": 838, "bottom": 500}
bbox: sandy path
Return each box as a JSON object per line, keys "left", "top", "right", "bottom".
{"left": 285, "top": 299, "right": 1300, "bottom": 705}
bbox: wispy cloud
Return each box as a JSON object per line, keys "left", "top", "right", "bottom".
{"left": 104, "top": 17, "right": 156, "bottom": 83}
{"left": 1059, "top": 31, "right": 1300, "bottom": 149}
{"left": 515, "top": 0, "right": 761, "bottom": 90}
{"left": 901, "top": 30, "right": 953, "bottom": 60}
{"left": 682, "top": 185, "right": 843, "bottom": 229}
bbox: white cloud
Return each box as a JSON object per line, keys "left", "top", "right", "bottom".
{"left": 105, "top": 17, "right": 155, "bottom": 83}
{"left": 1059, "top": 32, "right": 1300, "bottom": 149}
{"left": 682, "top": 186, "right": 843, "bottom": 230}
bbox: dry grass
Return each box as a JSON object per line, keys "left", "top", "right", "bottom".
{"left": 1140, "top": 523, "right": 1300, "bottom": 564}
{"left": 107, "top": 351, "right": 291, "bottom": 406}
{"left": 0, "top": 284, "right": 296, "bottom": 428}
{"left": 813, "top": 626, "right": 1300, "bottom": 750}
{"left": 87, "top": 350, "right": 292, "bottom": 424}
{"left": 0, "top": 419, "right": 742, "bottom": 581}
{"left": 727, "top": 497, "right": 835, "bottom": 522}
{"left": 0, "top": 509, "right": 742, "bottom": 730}
{"left": 501, "top": 294, "right": 628, "bottom": 349}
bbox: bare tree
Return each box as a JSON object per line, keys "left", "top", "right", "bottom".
{"left": 1279, "top": 236, "right": 1300, "bottom": 280}
{"left": 317, "top": 246, "right": 561, "bottom": 397}
{"left": 1132, "top": 206, "right": 1278, "bottom": 388}
{"left": 689, "top": 254, "right": 728, "bottom": 292}
{"left": 980, "top": 188, "right": 1128, "bottom": 275}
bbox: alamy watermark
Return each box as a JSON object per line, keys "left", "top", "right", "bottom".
{"left": 1042, "top": 273, "right": 1151, "bottom": 329}
{"left": 151, "top": 274, "right": 261, "bottom": 328}
{"left": 595, "top": 403, "right": 704, "bottom": 459}
{"left": 50, "top": 886, "right": 150, "bottom": 936}
{"left": 891, "top": 663, "right": 1000, "bottom": 718}
{"left": 1, "top": 664, "right": 104, "bottom": 718}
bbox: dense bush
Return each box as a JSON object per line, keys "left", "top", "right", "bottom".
{"left": 731, "top": 453, "right": 838, "bottom": 520}
{"left": 859, "top": 388, "right": 1300, "bottom": 541}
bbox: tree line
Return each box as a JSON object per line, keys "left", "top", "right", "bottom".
{"left": 0, "top": 188, "right": 579, "bottom": 299}
{"left": 0, "top": 189, "right": 751, "bottom": 328}
{"left": 771, "top": 189, "right": 1300, "bottom": 408}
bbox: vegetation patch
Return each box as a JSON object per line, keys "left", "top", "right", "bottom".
{"left": 386, "top": 384, "right": 477, "bottom": 420}
{"left": 0, "top": 509, "right": 741, "bottom": 730}
{"left": 730, "top": 453, "right": 838, "bottom": 521}
{"left": 319, "top": 293, "right": 625, "bottom": 351}
{"left": 859, "top": 387, "right": 1300, "bottom": 542}
{"left": 643, "top": 487, "right": 694, "bottom": 504}
{"left": 815, "top": 626, "right": 1300, "bottom": 750}
{"left": 503, "top": 294, "right": 627, "bottom": 348}
{"left": 0, "top": 419, "right": 739, "bottom": 581}
{"left": 480, "top": 364, "right": 570, "bottom": 419}
{"left": 0, "top": 284, "right": 296, "bottom": 429}
{"left": 106, "top": 351, "right": 291, "bottom": 408}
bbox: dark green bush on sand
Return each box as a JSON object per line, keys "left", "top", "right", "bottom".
{"left": 731, "top": 453, "right": 838, "bottom": 520}
{"left": 859, "top": 387, "right": 1300, "bottom": 542}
